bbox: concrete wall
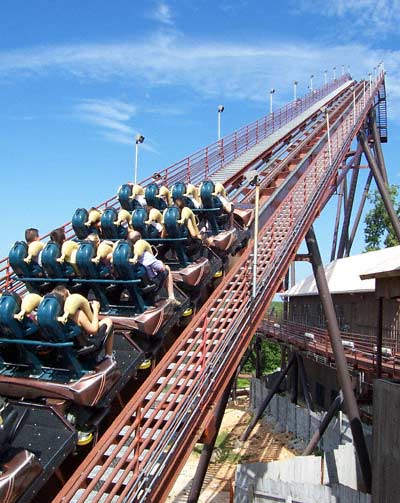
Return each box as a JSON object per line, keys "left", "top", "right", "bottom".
{"left": 235, "top": 455, "right": 372, "bottom": 503}
{"left": 250, "top": 378, "right": 371, "bottom": 453}
{"left": 372, "top": 379, "right": 400, "bottom": 503}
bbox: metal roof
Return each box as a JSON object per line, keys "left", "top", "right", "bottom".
{"left": 283, "top": 245, "right": 400, "bottom": 297}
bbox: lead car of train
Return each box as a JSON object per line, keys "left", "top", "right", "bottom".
{"left": 0, "top": 179, "right": 252, "bottom": 503}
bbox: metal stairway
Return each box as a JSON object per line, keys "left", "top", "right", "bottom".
{"left": 211, "top": 80, "right": 353, "bottom": 185}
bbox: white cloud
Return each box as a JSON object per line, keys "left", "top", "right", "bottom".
{"left": 76, "top": 99, "right": 137, "bottom": 144}
{"left": 0, "top": 34, "right": 398, "bottom": 119}
{"left": 297, "top": 0, "right": 400, "bottom": 38}
{"left": 151, "top": 1, "right": 174, "bottom": 25}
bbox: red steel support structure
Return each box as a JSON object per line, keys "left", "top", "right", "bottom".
{"left": 51, "top": 71, "right": 389, "bottom": 502}
{"left": 0, "top": 72, "right": 391, "bottom": 501}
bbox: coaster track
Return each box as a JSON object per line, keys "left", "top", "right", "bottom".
{"left": 49, "top": 73, "right": 385, "bottom": 502}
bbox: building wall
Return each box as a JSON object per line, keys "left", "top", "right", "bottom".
{"left": 288, "top": 293, "right": 399, "bottom": 347}
{"left": 301, "top": 356, "right": 341, "bottom": 410}
{"left": 372, "top": 379, "right": 400, "bottom": 502}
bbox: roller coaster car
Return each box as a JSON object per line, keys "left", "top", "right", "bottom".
{"left": 41, "top": 241, "right": 76, "bottom": 279}
{"left": 145, "top": 183, "right": 168, "bottom": 211}
{"left": 0, "top": 398, "right": 76, "bottom": 503}
{"left": 200, "top": 181, "right": 250, "bottom": 256}
{"left": 118, "top": 183, "right": 147, "bottom": 212}
{"left": 72, "top": 208, "right": 101, "bottom": 239}
{"left": 110, "top": 240, "right": 189, "bottom": 336}
{"left": 132, "top": 208, "right": 161, "bottom": 239}
{"left": 162, "top": 207, "right": 222, "bottom": 292}
{"left": 0, "top": 401, "right": 43, "bottom": 503}
{"left": 100, "top": 207, "right": 128, "bottom": 239}
{"left": 171, "top": 182, "right": 196, "bottom": 209}
{"left": 0, "top": 293, "right": 144, "bottom": 410}
{"left": 8, "top": 241, "right": 51, "bottom": 295}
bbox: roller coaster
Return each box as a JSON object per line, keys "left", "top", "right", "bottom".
{"left": 0, "top": 69, "right": 390, "bottom": 502}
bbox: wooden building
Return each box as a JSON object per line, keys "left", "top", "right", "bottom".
{"left": 283, "top": 245, "right": 400, "bottom": 349}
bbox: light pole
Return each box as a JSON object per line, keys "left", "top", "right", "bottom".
{"left": 309, "top": 74, "right": 314, "bottom": 91}
{"left": 269, "top": 88, "right": 275, "bottom": 114}
{"left": 217, "top": 105, "right": 224, "bottom": 141}
{"left": 293, "top": 81, "right": 298, "bottom": 101}
{"left": 324, "top": 70, "right": 328, "bottom": 85}
{"left": 134, "top": 133, "right": 145, "bottom": 185}
{"left": 341, "top": 64, "right": 345, "bottom": 76}
{"left": 333, "top": 66, "right": 336, "bottom": 80}
{"left": 245, "top": 170, "right": 260, "bottom": 299}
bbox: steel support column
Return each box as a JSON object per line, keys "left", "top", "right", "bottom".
{"left": 241, "top": 353, "right": 296, "bottom": 441}
{"left": 305, "top": 226, "right": 372, "bottom": 493}
{"left": 347, "top": 171, "right": 373, "bottom": 256}
{"left": 337, "top": 148, "right": 362, "bottom": 258}
{"left": 369, "top": 108, "right": 389, "bottom": 185}
{"left": 296, "top": 353, "right": 313, "bottom": 411}
{"left": 255, "top": 336, "right": 263, "bottom": 380}
{"left": 330, "top": 180, "right": 344, "bottom": 261}
{"left": 376, "top": 297, "right": 383, "bottom": 379}
{"left": 359, "top": 131, "right": 400, "bottom": 243}
{"left": 302, "top": 391, "right": 344, "bottom": 455}
{"left": 283, "top": 272, "right": 289, "bottom": 320}
{"left": 290, "top": 353, "right": 299, "bottom": 405}
{"left": 187, "top": 378, "right": 234, "bottom": 503}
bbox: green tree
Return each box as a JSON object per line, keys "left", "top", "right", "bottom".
{"left": 364, "top": 185, "right": 400, "bottom": 251}
{"left": 243, "top": 339, "right": 281, "bottom": 375}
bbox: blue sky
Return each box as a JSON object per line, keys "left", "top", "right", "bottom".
{"left": 1, "top": 0, "right": 399, "bottom": 268}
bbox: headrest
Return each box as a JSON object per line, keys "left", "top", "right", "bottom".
{"left": 24, "top": 241, "right": 44, "bottom": 264}
{"left": 101, "top": 208, "right": 120, "bottom": 239}
{"left": 58, "top": 294, "right": 93, "bottom": 324}
{"left": 14, "top": 293, "right": 42, "bottom": 321}
{"left": 0, "top": 293, "right": 26, "bottom": 338}
{"left": 37, "top": 294, "right": 81, "bottom": 340}
{"left": 72, "top": 208, "right": 91, "bottom": 239}
{"left": 9, "top": 241, "right": 43, "bottom": 278}
{"left": 163, "top": 207, "right": 182, "bottom": 238}
{"left": 131, "top": 184, "right": 145, "bottom": 197}
{"left": 213, "top": 182, "right": 227, "bottom": 198}
{"left": 159, "top": 186, "right": 172, "bottom": 206}
{"left": 145, "top": 183, "right": 168, "bottom": 211}
{"left": 86, "top": 208, "right": 102, "bottom": 227}
{"left": 172, "top": 182, "right": 187, "bottom": 201}
{"left": 145, "top": 208, "right": 163, "bottom": 225}
{"left": 132, "top": 208, "right": 148, "bottom": 235}
{"left": 118, "top": 183, "right": 135, "bottom": 211}
{"left": 132, "top": 239, "right": 153, "bottom": 262}
{"left": 115, "top": 209, "right": 132, "bottom": 227}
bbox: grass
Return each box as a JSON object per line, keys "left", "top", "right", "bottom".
{"left": 236, "top": 377, "right": 251, "bottom": 389}
{"left": 193, "top": 430, "right": 243, "bottom": 463}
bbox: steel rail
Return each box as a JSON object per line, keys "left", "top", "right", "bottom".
{"left": 261, "top": 318, "right": 400, "bottom": 378}
{"left": 53, "top": 75, "right": 383, "bottom": 502}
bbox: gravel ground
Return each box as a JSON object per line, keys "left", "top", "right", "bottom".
{"left": 167, "top": 399, "right": 295, "bottom": 502}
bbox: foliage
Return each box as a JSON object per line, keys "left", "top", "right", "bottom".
{"left": 242, "top": 339, "right": 281, "bottom": 375}
{"left": 364, "top": 185, "right": 400, "bottom": 251}
{"left": 269, "top": 300, "right": 284, "bottom": 318}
